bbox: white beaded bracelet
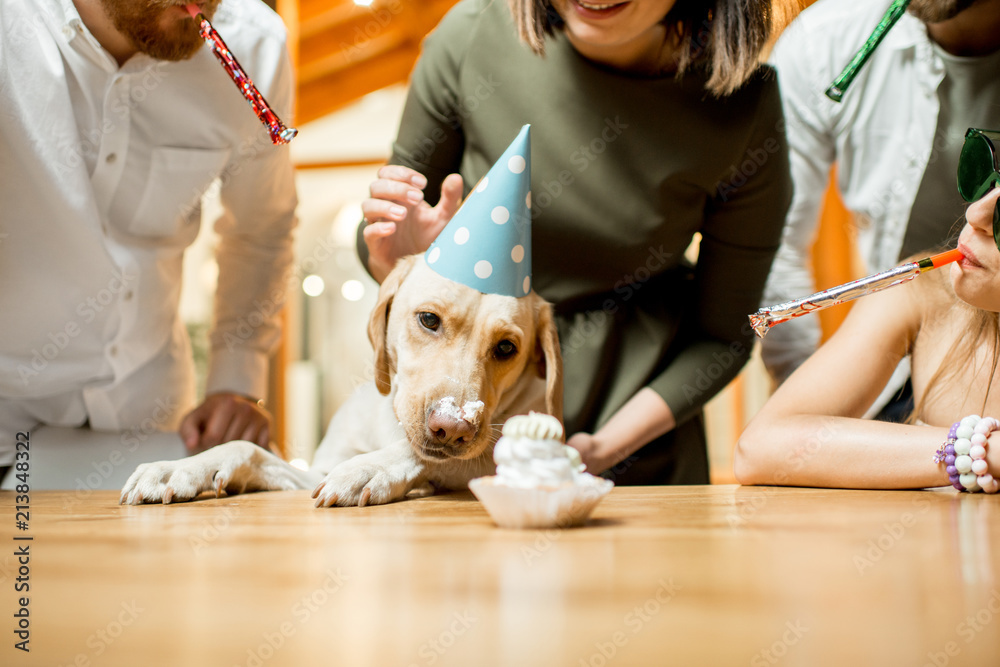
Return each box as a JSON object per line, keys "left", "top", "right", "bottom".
{"left": 945, "top": 415, "right": 999, "bottom": 493}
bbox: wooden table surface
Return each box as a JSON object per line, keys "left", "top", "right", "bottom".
{"left": 3, "top": 486, "right": 999, "bottom": 667}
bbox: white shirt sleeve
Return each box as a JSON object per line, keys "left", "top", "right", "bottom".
{"left": 206, "top": 42, "right": 298, "bottom": 401}
{"left": 760, "top": 21, "right": 837, "bottom": 384}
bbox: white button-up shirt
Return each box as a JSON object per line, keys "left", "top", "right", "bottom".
{"left": 0, "top": 0, "right": 297, "bottom": 436}
{"left": 761, "top": 0, "right": 983, "bottom": 383}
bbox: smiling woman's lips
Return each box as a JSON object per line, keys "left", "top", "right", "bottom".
{"left": 571, "top": 0, "right": 630, "bottom": 19}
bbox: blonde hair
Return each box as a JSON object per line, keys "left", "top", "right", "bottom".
{"left": 910, "top": 277, "right": 1000, "bottom": 422}
{"left": 508, "top": 0, "right": 799, "bottom": 96}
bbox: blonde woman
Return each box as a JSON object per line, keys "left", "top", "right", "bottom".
{"left": 737, "top": 186, "right": 1000, "bottom": 491}
{"left": 360, "top": 0, "right": 792, "bottom": 484}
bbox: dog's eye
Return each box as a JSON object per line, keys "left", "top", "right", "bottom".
{"left": 417, "top": 312, "right": 440, "bottom": 331}
{"left": 494, "top": 339, "right": 517, "bottom": 360}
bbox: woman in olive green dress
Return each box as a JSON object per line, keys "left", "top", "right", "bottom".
{"left": 358, "top": 0, "right": 792, "bottom": 484}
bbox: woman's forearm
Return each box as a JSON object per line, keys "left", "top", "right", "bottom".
{"left": 584, "top": 388, "right": 677, "bottom": 472}
{"left": 735, "top": 415, "right": 954, "bottom": 489}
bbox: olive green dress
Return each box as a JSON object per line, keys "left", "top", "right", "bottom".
{"left": 359, "top": 0, "right": 793, "bottom": 484}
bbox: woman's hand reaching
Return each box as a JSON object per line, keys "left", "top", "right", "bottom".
{"left": 362, "top": 165, "right": 465, "bottom": 282}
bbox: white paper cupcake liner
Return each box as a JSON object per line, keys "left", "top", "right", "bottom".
{"left": 469, "top": 475, "right": 614, "bottom": 529}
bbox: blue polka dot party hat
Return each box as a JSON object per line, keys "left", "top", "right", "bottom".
{"left": 425, "top": 125, "right": 532, "bottom": 297}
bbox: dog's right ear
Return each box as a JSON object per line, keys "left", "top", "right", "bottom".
{"left": 368, "top": 255, "right": 419, "bottom": 395}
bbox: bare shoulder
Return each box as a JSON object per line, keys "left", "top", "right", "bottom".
{"left": 910, "top": 269, "right": 960, "bottom": 347}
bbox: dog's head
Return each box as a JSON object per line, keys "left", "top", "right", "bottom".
{"left": 368, "top": 254, "right": 563, "bottom": 462}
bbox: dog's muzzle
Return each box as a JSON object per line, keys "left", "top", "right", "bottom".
{"left": 417, "top": 398, "right": 482, "bottom": 459}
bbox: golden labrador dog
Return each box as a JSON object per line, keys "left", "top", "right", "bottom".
{"left": 120, "top": 254, "right": 562, "bottom": 507}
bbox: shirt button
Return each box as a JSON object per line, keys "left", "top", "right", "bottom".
{"left": 123, "top": 290, "right": 133, "bottom": 301}
{"left": 106, "top": 153, "right": 117, "bottom": 164}
{"left": 62, "top": 26, "right": 74, "bottom": 39}
{"left": 109, "top": 345, "right": 118, "bottom": 357}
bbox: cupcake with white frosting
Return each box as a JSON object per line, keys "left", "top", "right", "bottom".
{"left": 469, "top": 412, "right": 613, "bottom": 529}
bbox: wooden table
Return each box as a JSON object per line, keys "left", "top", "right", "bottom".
{"left": 3, "top": 486, "right": 999, "bottom": 666}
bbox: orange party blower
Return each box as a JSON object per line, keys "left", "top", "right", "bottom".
{"left": 750, "top": 249, "right": 964, "bottom": 338}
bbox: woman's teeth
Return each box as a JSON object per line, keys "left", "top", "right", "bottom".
{"left": 578, "top": 0, "right": 623, "bottom": 9}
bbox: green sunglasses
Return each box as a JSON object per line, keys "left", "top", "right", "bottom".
{"left": 958, "top": 128, "right": 1000, "bottom": 251}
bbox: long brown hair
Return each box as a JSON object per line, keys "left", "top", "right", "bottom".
{"left": 507, "top": 0, "right": 797, "bottom": 96}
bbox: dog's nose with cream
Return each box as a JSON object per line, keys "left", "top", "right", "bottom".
{"left": 426, "top": 397, "right": 485, "bottom": 450}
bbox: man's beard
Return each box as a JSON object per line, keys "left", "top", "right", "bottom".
{"left": 101, "top": 0, "right": 221, "bottom": 61}
{"left": 907, "top": 0, "right": 979, "bottom": 23}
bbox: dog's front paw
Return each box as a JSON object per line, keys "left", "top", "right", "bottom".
{"left": 119, "top": 441, "right": 262, "bottom": 505}
{"left": 312, "top": 459, "right": 410, "bottom": 507}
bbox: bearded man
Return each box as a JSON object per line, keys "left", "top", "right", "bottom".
{"left": 0, "top": 0, "right": 298, "bottom": 478}
{"left": 760, "top": 0, "right": 1000, "bottom": 403}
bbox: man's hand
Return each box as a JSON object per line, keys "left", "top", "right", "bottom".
{"left": 179, "top": 392, "right": 271, "bottom": 454}
{"left": 362, "top": 166, "right": 464, "bottom": 282}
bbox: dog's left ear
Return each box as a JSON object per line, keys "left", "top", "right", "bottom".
{"left": 533, "top": 298, "right": 564, "bottom": 426}
{"left": 368, "top": 255, "right": 419, "bottom": 395}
